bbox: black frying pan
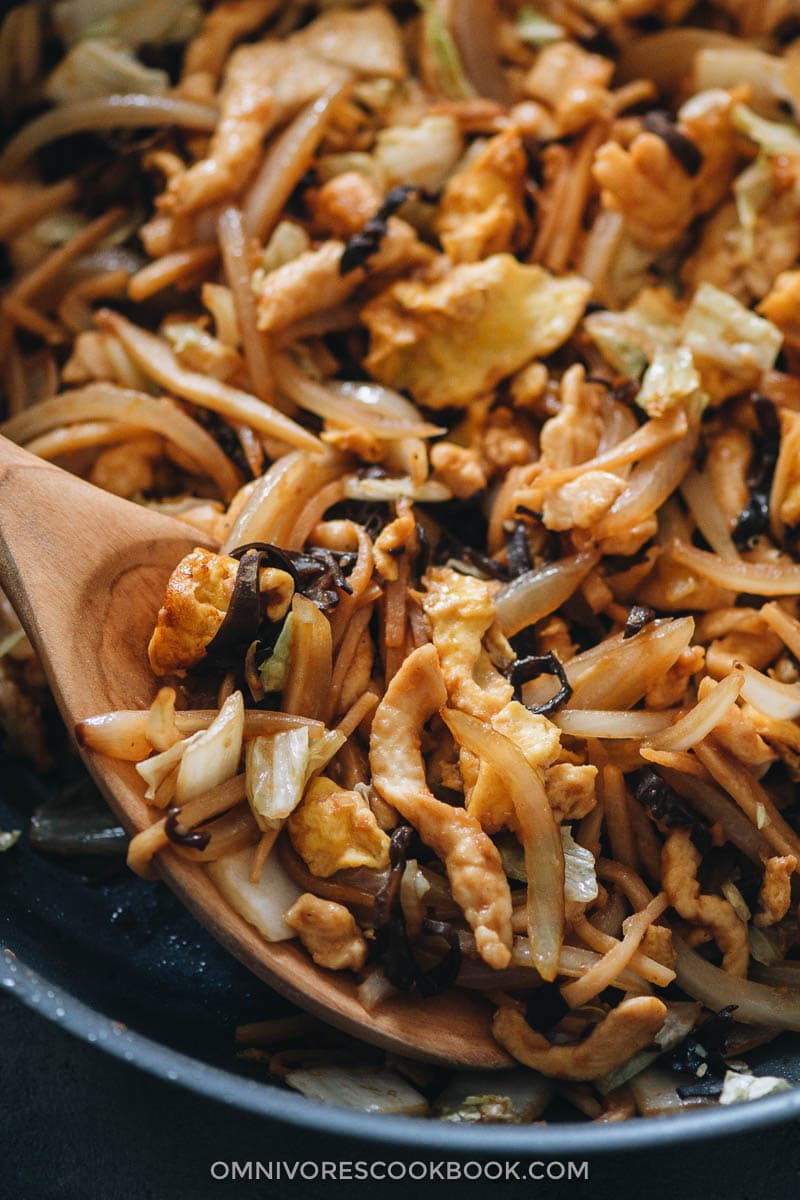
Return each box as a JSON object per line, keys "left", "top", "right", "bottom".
{"left": 3, "top": 755, "right": 800, "bottom": 1154}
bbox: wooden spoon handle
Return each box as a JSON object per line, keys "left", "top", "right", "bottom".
{"left": 0, "top": 435, "right": 207, "bottom": 716}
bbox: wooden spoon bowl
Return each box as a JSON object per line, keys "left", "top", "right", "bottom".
{"left": 0, "top": 437, "right": 510, "bottom": 1068}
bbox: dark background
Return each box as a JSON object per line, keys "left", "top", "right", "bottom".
{"left": 2, "top": 994, "right": 800, "bottom": 1200}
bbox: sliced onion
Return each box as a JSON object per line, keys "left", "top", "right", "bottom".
{"left": 284, "top": 1066, "right": 429, "bottom": 1115}
{"left": 0, "top": 95, "right": 218, "bottom": 178}
{"left": 222, "top": 449, "right": 344, "bottom": 552}
{"left": 442, "top": 708, "right": 563, "bottom": 982}
{"left": 762, "top": 602, "right": 800, "bottom": 661}
{"left": 535, "top": 410, "right": 689, "bottom": 491}
{"left": 455, "top": 938, "right": 648, "bottom": 994}
{"left": 646, "top": 671, "right": 744, "bottom": 752}
{"left": 356, "top": 965, "right": 398, "bottom": 1011}
{"left": 594, "top": 432, "right": 696, "bottom": 540}
{"left": 75, "top": 709, "right": 153, "bottom": 761}
{"left": 207, "top": 844, "right": 301, "bottom": 942}
{"left": 680, "top": 469, "right": 739, "bottom": 560}
{"left": 694, "top": 739, "right": 800, "bottom": 861}
{"left": 694, "top": 47, "right": 789, "bottom": 116}
{"left": 629, "top": 1065, "right": 716, "bottom": 1117}
{"left": 343, "top": 475, "right": 451, "bottom": 502}
{"left": 669, "top": 539, "right": 800, "bottom": 596}
{"left": 495, "top": 551, "right": 599, "bottom": 638}
{"left": 280, "top": 839, "right": 383, "bottom": 918}
{"left": 662, "top": 768, "right": 771, "bottom": 864}
{"left": 524, "top": 618, "right": 695, "bottom": 711}
{"left": 1, "top": 383, "right": 241, "bottom": 501}
{"left": 24, "top": 420, "right": 146, "bottom": 460}
{"left": 136, "top": 732, "right": 197, "bottom": 800}
{"left": 674, "top": 936, "right": 800, "bottom": 1031}
{"left": 751, "top": 962, "right": 800, "bottom": 989}
{"left": 449, "top": 0, "right": 508, "bottom": 103}
{"left": 616, "top": 27, "right": 740, "bottom": 91}
{"left": 739, "top": 662, "right": 800, "bottom": 721}
{"left": 96, "top": 310, "right": 322, "bottom": 452}
{"left": 275, "top": 354, "right": 444, "bottom": 439}
{"left": 244, "top": 83, "right": 349, "bottom": 242}
{"left": 218, "top": 205, "right": 275, "bottom": 405}
{"left": 553, "top": 709, "right": 676, "bottom": 739}
{"left": 175, "top": 692, "right": 244, "bottom": 804}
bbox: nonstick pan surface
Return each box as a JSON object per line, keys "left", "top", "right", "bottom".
{"left": 4, "top": 756, "right": 800, "bottom": 1155}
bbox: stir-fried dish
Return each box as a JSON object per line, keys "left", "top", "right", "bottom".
{"left": 6, "top": 0, "right": 800, "bottom": 1122}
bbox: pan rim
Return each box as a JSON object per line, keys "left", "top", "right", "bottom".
{"left": 4, "top": 942, "right": 800, "bottom": 1155}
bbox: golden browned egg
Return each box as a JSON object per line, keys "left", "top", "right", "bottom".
{"left": 288, "top": 776, "right": 390, "bottom": 877}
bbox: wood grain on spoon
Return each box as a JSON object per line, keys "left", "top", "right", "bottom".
{"left": 0, "top": 436, "right": 510, "bottom": 1068}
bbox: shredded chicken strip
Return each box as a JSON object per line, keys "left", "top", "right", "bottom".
{"left": 662, "top": 827, "right": 749, "bottom": 976}
{"left": 493, "top": 998, "right": 667, "bottom": 1080}
{"left": 369, "top": 644, "right": 513, "bottom": 969}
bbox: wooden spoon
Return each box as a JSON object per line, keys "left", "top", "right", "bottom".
{"left": 0, "top": 437, "right": 510, "bottom": 1068}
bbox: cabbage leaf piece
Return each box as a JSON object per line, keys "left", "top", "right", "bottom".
{"left": 363, "top": 254, "right": 591, "bottom": 408}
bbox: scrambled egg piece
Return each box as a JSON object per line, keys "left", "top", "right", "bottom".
{"left": 435, "top": 129, "right": 529, "bottom": 263}
{"left": 288, "top": 776, "right": 390, "bottom": 877}
{"left": 429, "top": 442, "right": 487, "bottom": 499}
{"left": 421, "top": 567, "right": 512, "bottom": 721}
{"left": 284, "top": 893, "right": 367, "bottom": 971}
{"left": 308, "top": 171, "right": 382, "bottom": 239}
{"left": 541, "top": 470, "right": 625, "bottom": 532}
{"left": 466, "top": 701, "right": 562, "bottom": 833}
{"left": 148, "top": 548, "right": 238, "bottom": 676}
{"left": 760, "top": 269, "right": 800, "bottom": 345}
{"left": 544, "top": 763, "right": 597, "bottom": 822}
{"left": 148, "top": 548, "right": 293, "bottom": 676}
{"left": 362, "top": 255, "right": 590, "bottom": 408}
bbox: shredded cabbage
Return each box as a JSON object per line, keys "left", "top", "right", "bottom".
{"left": 256, "top": 222, "right": 311, "bottom": 278}
{"left": 245, "top": 726, "right": 345, "bottom": 830}
{"left": 440, "top": 1095, "right": 516, "bottom": 1123}
{"left": 732, "top": 104, "right": 800, "bottom": 159}
{"left": 680, "top": 282, "right": 783, "bottom": 401}
{"left": 561, "top": 827, "right": 598, "bottom": 903}
{"left": 175, "top": 690, "right": 244, "bottom": 804}
{"left": 416, "top": 0, "right": 474, "bottom": 100}
{"left": 584, "top": 288, "right": 683, "bottom": 378}
{"left": 497, "top": 827, "right": 597, "bottom": 903}
{"left": 374, "top": 115, "right": 463, "bottom": 192}
{"left": 258, "top": 614, "right": 294, "bottom": 693}
{"left": 719, "top": 1069, "right": 791, "bottom": 1105}
{"left": 54, "top": 0, "right": 201, "bottom": 48}
{"left": 637, "top": 346, "right": 702, "bottom": 418}
{"left": 516, "top": 6, "right": 565, "bottom": 47}
{"left": 0, "top": 830, "right": 21, "bottom": 852}
{"left": 284, "top": 1065, "right": 429, "bottom": 1114}
{"left": 734, "top": 156, "right": 773, "bottom": 257}
{"left": 749, "top": 925, "right": 784, "bottom": 966}
{"left": 45, "top": 38, "right": 169, "bottom": 103}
